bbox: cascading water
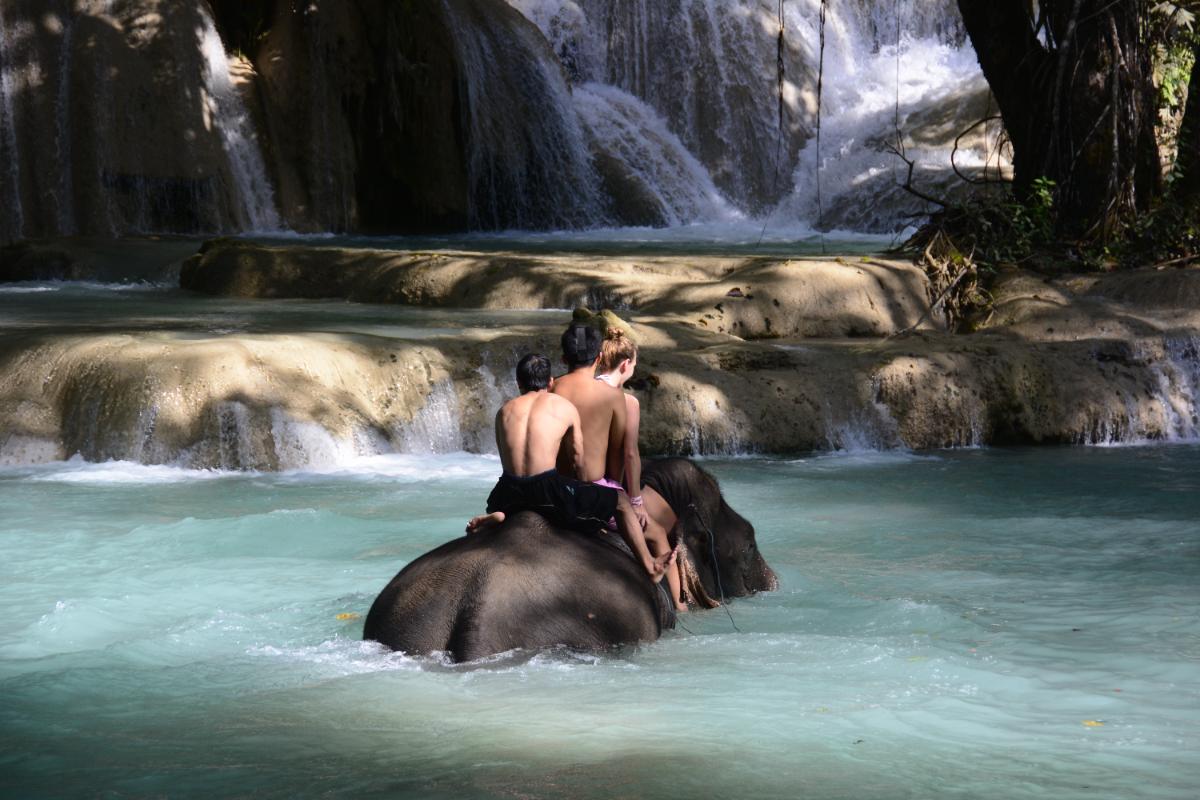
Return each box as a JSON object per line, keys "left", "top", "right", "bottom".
{"left": 780, "top": 0, "right": 999, "bottom": 232}
{"left": 1154, "top": 335, "right": 1200, "bottom": 441}
{"left": 53, "top": 12, "right": 75, "bottom": 236}
{"left": 508, "top": 0, "right": 998, "bottom": 233}
{"left": 196, "top": 6, "right": 282, "bottom": 233}
{"left": 571, "top": 82, "right": 738, "bottom": 226}
{"left": 0, "top": 2, "right": 26, "bottom": 244}
{"left": 439, "top": 0, "right": 608, "bottom": 230}
{"left": 0, "top": 0, "right": 283, "bottom": 244}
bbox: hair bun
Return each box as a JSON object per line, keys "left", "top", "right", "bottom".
{"left": 605, "top": 327, "right": 626, "bottom": 341}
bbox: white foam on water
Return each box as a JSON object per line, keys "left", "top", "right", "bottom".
{"left": 787, "top": 449, "right": 941, "bottom": 469}
{"left": 248, "top": 639, "right": 425, "bottom": 676}
{"left": 279, "top": 451, "right": 500, "bottom": 483}
{"left": 22, "top": 455, "right": 236, "bottom": 485}
{"left": 0, "top": 279, "right": 175, "bottom": 293}
{"left": 0, "top": 285, "right": 58, "bottom": 294}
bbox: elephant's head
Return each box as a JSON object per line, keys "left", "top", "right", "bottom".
{"left": 643, "top": 458, "right": 778, "bottom": 607}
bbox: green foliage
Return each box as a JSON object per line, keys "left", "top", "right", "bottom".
{"left": 1155, "top": 41, "right": 1194, "bottom": 111}
{"left": 1116, "top": 191, "right": 1200, "bottom": 266}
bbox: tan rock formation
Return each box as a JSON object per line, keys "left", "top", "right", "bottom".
{"left": 180, "top": 241, "right": 938, "bottom": 339}
{"left": 3, "top": 241, "right": 1200, "bottom": 468}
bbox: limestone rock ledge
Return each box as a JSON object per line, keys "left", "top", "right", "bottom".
{"left": 4, "top": 243, "right": 1200, "bottom": 468}
{"left": 2, "top": 320, "right": 1198, "bottom": 469}
{"left": 180, "top": 240, "right": 937, "bottom": 339}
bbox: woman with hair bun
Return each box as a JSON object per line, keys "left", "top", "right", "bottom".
{"left": 594, "top": 326, "right": 685, "bottom": 610}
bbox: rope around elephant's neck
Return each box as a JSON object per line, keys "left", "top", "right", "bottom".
{"left": 687, "top": 502, "right": 741, "bottom": 633}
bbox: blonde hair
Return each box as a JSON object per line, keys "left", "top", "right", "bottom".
{"left": 597, "top": 326, "right": 637, "bottom": 372}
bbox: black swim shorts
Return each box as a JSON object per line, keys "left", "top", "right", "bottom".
{"left": 485, "top": 470, "right": 618, "bottom": 533}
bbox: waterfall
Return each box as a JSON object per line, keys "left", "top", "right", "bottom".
{"left": 572, "top": 82, "right": 737, "bottom": 226}
{"left": 508, "top": 0, "right": 994, "bottom": 233}
{"left": 780, "top": 0, "right": 996, "bottom": 232}
{"left": 0, "top": 0, "right": 282, "bottom": 243}
{"left": 1157, "top": 335, "right": 1200, "bottom": 441}
{"left": 3, "top": 0, "right": 994, "bottom": 240}
{"left": 196, "top": 6, "right": 282, "bottom": 233}
{"left": 399, "top": 380, "right": 465, "bottom": 454}
{"left": 439, "top": 0, "right": 608, "bottom": 230}
{"left": 54, "top": 11, "right": 75, "bottom": 235}
{"left": 0, "top": 2, "right": 26, "bottom": 244}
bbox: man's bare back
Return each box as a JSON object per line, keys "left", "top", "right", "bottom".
{"left": 552, "top": 329, "right": 670, "bottom": 580}
{"left": 551, "top": 368, "right": 625, "bottom": 482}
{"left": 495, "top": 390, "right": 583, "bottom": 478}
{"left": 468, "top": 353, "right": 624, "bottom": 537}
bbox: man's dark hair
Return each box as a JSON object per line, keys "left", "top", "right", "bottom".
{"left": 561, "top": 323, "right": 601, "bottom": 368}
{"left": 516, "top": 353, "right": 552, "bottom": 393}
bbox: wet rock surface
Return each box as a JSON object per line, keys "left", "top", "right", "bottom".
{"left": 3, "top": 240, "right": 1200, "bottom": 466}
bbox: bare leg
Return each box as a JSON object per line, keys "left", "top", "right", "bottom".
{"left": 466, "top": 511, "right": 505, "bottom": 534}
{"left": 642, "top": 486, "right": 677, "bottom": 537}
{"left": 641, "top": 486, "right": 684, "bottom": 601}
{"left": 614, "top": 492, "right": 670, "bottom": 580}
{"left": 644, "top": 515, "right": 685, "bottom": 610}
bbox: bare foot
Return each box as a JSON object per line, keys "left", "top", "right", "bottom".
{"left": 466, "top": 511, "right": 505, "bottom": 534}
{"left": 675, "top": 601, "right": 688, "bottom": 612}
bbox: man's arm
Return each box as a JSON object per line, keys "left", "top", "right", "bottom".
{"left": 494, "top": 407, "right": 512, "bottom": 474}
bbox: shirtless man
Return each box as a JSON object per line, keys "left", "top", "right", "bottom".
{"left": 465, "top": 356, "right": 665, "bottom": 584}
{"left": 552, "top": 323, "right": 672, "bottom": 581}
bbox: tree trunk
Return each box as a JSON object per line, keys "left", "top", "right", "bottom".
{"left": 1172, "top": 39, "right": 1200, "bottom": 202}
{"left": 957, "top": 1, "right": 1161, "bottom": 240}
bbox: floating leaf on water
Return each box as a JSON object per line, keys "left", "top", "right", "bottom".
{"left": 1082, "top": 720, "right": 1105, "bottom": 727}
{"left": 335, "top": 612, "right": 360, "bottom": 621}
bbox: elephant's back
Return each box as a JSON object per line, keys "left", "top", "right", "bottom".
{"left": 363, "top": 512, "right": 665, "bottom": 660}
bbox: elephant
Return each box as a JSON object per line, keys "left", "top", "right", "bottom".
{"left": 363, "top": 458, "right": 778, "bottom": 661}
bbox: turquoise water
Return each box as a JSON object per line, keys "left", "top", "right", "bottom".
{"left": 0, "top": 282, "right": 568, "bottom": 337}
{"left": 248, "top": 224, "right": 898, "bottom": 257}
{"left": 1, "top": 447, "right": 1197, "bottom": 799}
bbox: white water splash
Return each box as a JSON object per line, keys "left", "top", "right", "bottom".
{"left": 573, "top": 82, "right": 740, "bottom": 226}
{"left": 399, "top": 380, "right": 464, "bottom": 454}
{"left": 1072, "top": 337, "right": 1200, "bottom": 447}
{"left": 776, "top": 1, "right": 998, "bottom": 232}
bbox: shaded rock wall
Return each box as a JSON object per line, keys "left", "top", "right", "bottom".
{"left": 0, "top": 0, "right": 614, "bottom": 242}
{"left": 0, "top": 0, "right": 262, "bottom": 242}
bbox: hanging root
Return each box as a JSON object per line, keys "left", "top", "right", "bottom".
{"left": 897, "top": 224, "right": 994, "bottom": 333}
